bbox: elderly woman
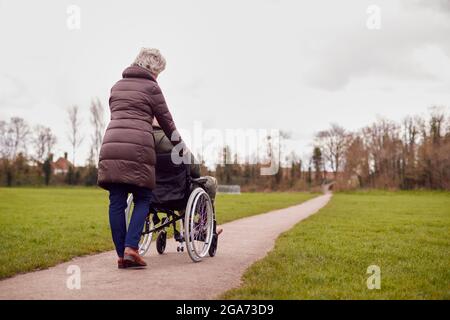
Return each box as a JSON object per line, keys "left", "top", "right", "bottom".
{"left": 98, "top": 48, "right": 181, "bottom": 269}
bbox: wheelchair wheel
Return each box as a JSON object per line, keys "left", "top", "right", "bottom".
{"left": 209, "top": 234, "right": 218, "bottom": 257}
{"left": 125, "top": 194, "right": 154, "bottom": 256}
{"left": 184, "top": 188, "right": 214, "bottom": 262}
{"left": 156, "top": 231, "right": 167, "bottom": 254}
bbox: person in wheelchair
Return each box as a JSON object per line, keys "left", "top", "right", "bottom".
{"left": 152, "top": 119, "right": 223, "bottom": 235}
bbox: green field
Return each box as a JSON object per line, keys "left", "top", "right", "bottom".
{"left": 0, "top": 187, "right": 315, "bottom": 279}
{"left": 222, "top": 191, "right": 450, "bottom": 299}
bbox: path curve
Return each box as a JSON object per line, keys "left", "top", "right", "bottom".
{"left": 0, "top": 194, "right": 331, "bottom": 300}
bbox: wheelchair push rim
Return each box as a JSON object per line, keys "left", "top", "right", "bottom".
{"left": 184, "top": 187, "right": 215, "bottom": 262}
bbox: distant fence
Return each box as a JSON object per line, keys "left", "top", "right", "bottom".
{"left": 217, "top": 185, "right": 241, "bottom": 194}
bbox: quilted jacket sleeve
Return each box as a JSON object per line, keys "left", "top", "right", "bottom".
{"left": 151, "top": 84, "right": 182, "bottom": 145}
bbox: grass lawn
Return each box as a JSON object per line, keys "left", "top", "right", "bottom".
{"left": 222, "top": 191, "right": 450, "bottom": 300}
{"left": 0, "top": 187, "right": 315, "bottom": 279}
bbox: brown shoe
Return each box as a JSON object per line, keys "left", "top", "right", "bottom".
{"left": 217, "top": 227, "right": 223, "bottom": 235}
{"left": 124, "top": 247, "right": 147, "bottom": 268}
{"left": 118, "top": 257, "right": 125, "bottom": 269}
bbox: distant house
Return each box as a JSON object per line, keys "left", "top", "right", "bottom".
{"left": 52, "top": 153, "right": 72, "bottom": 174}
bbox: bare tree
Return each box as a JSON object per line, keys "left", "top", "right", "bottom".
{"left": 67, "top": 105, "right": 84, "bottom": 167}
{"left": 9, "top": 117, "right": 30, "bottom": 159}
{"left": 417, "top": 106, "right": 449, "bottom": 188}
{"left": 399, "top": 116, "right": 419, "bottom": 188}
{"left": 0, "top": 120, "right": 12, "bottom": 159}
{"left": 369, "top": 118, "right": 402, "bottom": 187}
{"left": 315, "top": 123, "right": 348, "bottom": 178}
{"left": 90, "top": 98, "right": 105, "bottom": 164}
{"left": 344, "top": 133, "right": 369, "bottom": 187}
{"left": 33, "top": 125, "right": 57, "bottom": 163}
{"left": 429, "top": 106, "right": 445, "bottom": 144}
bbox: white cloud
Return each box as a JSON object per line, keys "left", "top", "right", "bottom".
{"left": 301, "top": 0, "right": 450, "bottom": 90}
{"left": 0, "top": 0, "right": 449, "bottom": 162}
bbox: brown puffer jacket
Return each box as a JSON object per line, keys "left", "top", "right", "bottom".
{"left": 97, "top": 65, "right": 180, "bottom": 190}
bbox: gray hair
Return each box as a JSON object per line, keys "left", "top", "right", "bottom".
{"left": 133, "top": 48, "right": 166, "bottom": 77}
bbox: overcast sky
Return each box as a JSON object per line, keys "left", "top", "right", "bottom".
{"left": 0, "top": 0, "right": 449, "bottom": 165}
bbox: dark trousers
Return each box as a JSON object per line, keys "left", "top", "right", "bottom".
{"left": 108, "top": 183, "right": 152, "bottom": 258}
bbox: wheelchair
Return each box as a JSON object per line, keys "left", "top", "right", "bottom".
{"left": 124, "top": 153, "right": 218, "bottom": 262}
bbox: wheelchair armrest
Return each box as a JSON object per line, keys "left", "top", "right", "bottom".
{"left": 191, "top": 177, "right": 208, "bottom": 184}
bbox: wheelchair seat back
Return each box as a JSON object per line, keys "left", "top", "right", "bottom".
{"left": 152, "top": 152, "right": 190, "bottom": 210}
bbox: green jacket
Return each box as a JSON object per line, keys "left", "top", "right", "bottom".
{"left": 153, "top": 126, "right": 201, "bottom": 178}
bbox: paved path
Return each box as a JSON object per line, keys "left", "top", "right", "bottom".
{"left": 0, "top": 194, "right": 331, "bottom": 300}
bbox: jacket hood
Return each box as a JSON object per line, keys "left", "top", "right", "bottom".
{"left": 122, "top": 65, "right": 156, "bottom": 82}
